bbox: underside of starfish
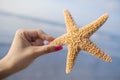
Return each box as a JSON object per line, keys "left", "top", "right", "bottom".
{"left": 50, "top": 9, "right": 112, "bottom": 74}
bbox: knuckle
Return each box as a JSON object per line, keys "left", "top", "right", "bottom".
{"left": 43, "top": 46, "right": 54, "bottom": 53}
{"left": 16, "top": 29, "right": 25, "bottom": 35}
{"left": 39, "top": 29, "right": 44, "bottom": 33}
{"left": 30, "top": 47, "right": 40, "bottom": 57}
{"left": 35, "top": 29, "right": 43, "bottom": 33}
{"left": 44, "top": 47, "right": 50, "bottom": 53}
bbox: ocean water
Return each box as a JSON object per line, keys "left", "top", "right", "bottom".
{"left": 0, "top": 12, "right": 120, "bottom": 80}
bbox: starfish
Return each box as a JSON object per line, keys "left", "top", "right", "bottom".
{"left": 50, "top": 9, "right": 112, "bottom": 74}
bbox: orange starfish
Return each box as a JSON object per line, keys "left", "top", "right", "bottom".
{"left": 50, "top": 9, "right": 112, "bottom": 74}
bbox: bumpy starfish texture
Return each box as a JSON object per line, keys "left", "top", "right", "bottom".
{"left": 50, "top": 9, "right": 112, "bottom": 74}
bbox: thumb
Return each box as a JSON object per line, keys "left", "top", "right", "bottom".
{"left": 34, "top": 45, "right": 63, "bottom": 56}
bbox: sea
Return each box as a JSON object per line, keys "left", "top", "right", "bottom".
{"left": 0, "top": 11, "right": 120, "bottom": 80}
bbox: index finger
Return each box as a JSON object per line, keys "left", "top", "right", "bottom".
{"left": 37, "top": 30, "right": 55, "bottom": 42}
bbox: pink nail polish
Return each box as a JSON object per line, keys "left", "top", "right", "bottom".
{"left": 55, "top": 46, "right": 63, "bottom": 51}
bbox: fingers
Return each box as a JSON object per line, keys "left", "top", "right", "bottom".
{"left": 31, "top": 39, "right": 44, "bottom": 46}
{"left": 33, "top": 45, "right": 63, "bottom": 57}
{"left": 16, "top": 29, "right": 55, "bottom": 46}
{"left": 37, "top": 30, "right": 55, "bottom": 42}
{"left": 25, "top": 29, "right": 54, "bottom": 42}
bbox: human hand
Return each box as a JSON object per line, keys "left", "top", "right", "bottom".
{"left": 0, "top": 29, "right": 62, "bottom": 79}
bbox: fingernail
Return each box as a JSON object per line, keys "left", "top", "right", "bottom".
{"left": 55, "top": 46, "right": 63, "bottom": 51}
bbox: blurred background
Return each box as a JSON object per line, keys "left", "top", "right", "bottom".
{"left": 0, "top": 0, "right": 120, "bottom": 80}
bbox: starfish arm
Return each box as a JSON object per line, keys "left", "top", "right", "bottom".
{"left": 81, "top": 40, "right": 112, "bottom": 62}
{"left": 66, "top": 45, "right": 80, "bottom": 74}
{"left": 50, "top": 34, "right": 68, "bottom": 45}
{"left": 80, "top": 13, "right": 108, "bottom": 38}
{"left": 64, "top": 9, "right": 78, "bottom": 32}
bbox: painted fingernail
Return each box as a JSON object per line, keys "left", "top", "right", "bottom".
{"left": 55, "top": 46, "right": 63, "bottom": 51}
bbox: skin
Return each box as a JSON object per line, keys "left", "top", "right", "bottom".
{"left": 0, "top": 29, "right": 63, "bottom": 79}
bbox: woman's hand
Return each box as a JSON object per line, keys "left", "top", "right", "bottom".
{"left": 0, "top": 29, "right": 62, "bottom": 79}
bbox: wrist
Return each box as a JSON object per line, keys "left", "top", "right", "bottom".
{"left": 0, "top": 55, "right": 14, "bottom": 79}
